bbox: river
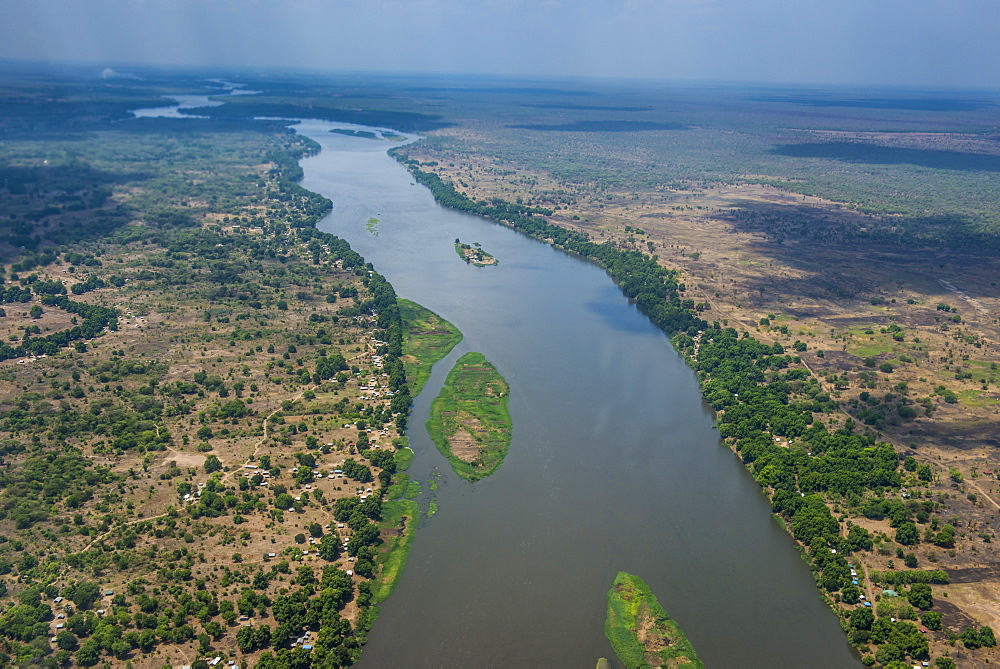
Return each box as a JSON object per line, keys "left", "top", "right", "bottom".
{"left": 128, "top": 94, "right": 857, "bottom": 666}
{"left": 288, "top": 120, "right": 859, "bottom": 667}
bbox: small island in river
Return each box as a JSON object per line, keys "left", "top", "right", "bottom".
{"left": 605, "top": 572, "right": 703, "bottom": 669}
{"left": 455, "top": 238, "right": 498, "bottom": 266}
{"left": 426, "top": 352, "right": 511, "bottom": 481}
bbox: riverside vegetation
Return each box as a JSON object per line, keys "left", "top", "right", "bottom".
{"left": 396, "top": 299, "right": 463, "bottom": 398}
{"left": 0, "top": 72, "right": 426, "bottom": 668}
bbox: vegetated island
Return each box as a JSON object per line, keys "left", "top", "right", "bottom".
{"left": 398, "top": 298, "right": 464, "bottom": 397}
{"left": 455, "top": 238, "right": 498, "bottom": 266}
{"left": 426, "top": 352, "right": 511, "bottom": 481}
{"left": 366, "top": 217, "right": 380, "bottom": 236}
{"left": 329, "top": 128, "right": 408, "bottom": 142}
{"left": 330, "top": 128, "right": 380, "bottom": 140}
{"left": 605, "top": 572, "right": 703, "bottom": 669}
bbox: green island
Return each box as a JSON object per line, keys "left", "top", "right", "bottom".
{"left": 426, "top": 352, "right": 511, "bottom": 481}
{"left": 605, "top": 572, "right": 703, "bottom": 669}
{"left": 365, "top": 217, "right": 380, "bottom": 236}
{"left": 329, "top": 128, "right": 380, "bottom": 140}
{"left": 398, "top": 298, "right": 464, "bottom": 397}
{"left": 454, "top": 239, "right": 498, "bottom": 266}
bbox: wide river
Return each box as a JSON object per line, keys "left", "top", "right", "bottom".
{"left": 286, "top": 120, "right": 860, "bottom": 668}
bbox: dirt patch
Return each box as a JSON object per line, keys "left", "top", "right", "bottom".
{"left": 447, "top": 414, "right": 487, "bottom": 463}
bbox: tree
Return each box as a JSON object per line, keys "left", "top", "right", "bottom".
{"left": 75, "top": 639, "right": 101, "bottom": 666}
{"left": 851, "top": 607, "right": 874, "bottom": 631}
{"left": 65, "top": 581, "right": 101, "bottom": 610}
{"left": 204, "top": 455, "right": 222, "bottom": 473}
{"left": 29, "top": 305, "right": 42, "bottom": 319}
{"left": 56, "top": 630, "right": 78, "bottom": 651}
{"left": 236, "top": 625, "right": 256, "bottom": 652}
{"left": 921, "top": 611, "right": 942, "bottom": 631}
{"left": 896, "top": 522, "right": 919, "bottom": 546}
{"left": 908, "top": 583, "right": 933, "bottom": 610}
{"left": 318, "top": 534, "right": 340, "bottom": 561}
{"left": 934, "top": 524, "right": 956, "bottom": 548}
{"left": 841, "top": 584, "right": 860, "bottom": 605}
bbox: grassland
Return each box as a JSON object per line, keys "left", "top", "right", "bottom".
{"left": 426, "top": 352, "right": 511, "bottom": 481}
{"left": 605, "top": 572, "right": 703, "bottom": 669}
{"left": 398, "top": 298, "right": 463, "bottom": 397}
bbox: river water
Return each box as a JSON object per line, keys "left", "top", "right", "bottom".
{"left": 288, "top": 120, "right": 859, "bottom": 667}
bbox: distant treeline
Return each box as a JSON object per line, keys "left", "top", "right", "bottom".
{"left": 181, "top": 102, "right": 450, "bottom": 133}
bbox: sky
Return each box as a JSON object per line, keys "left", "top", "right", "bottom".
{"left": 2, "top": 0, "right": 999, "bottom": 88}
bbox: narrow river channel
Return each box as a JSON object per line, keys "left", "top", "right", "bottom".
{"left": 289, "top": 120, "right": 859, "bottom": 668}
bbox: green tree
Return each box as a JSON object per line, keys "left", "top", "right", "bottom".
{"left": 204, "top": 455, "right": 222, "bottom": 473}
{"left": 908, "top": 583, "right": 933, "bottom": 610}
{"left": 318, "top": 534, "right": 340, "bottom": 561}
{"left": 65, "top": 581, "right": 101, "bottom": 610}
{"left": 896, "top": 522, "right": 919, "bottom": 546}
{"left": 920, "top": 611, "right": 942, "bottom": 631}
{"left": 75, "top": 639, "right": 101, "bottom": 666}
{"left": 851, "top": 607, "right": 874, "bottom": 631}
{"left": 56, "top": 630, "right": 78, "bottom": 651}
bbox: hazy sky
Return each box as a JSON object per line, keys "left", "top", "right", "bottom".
{"left": 2, "top": 0, "right": 999, "bottom": 87}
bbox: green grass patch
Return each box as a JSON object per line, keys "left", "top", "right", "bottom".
{"left": 958, "top": 389, "right": 999, "bottom": 408}
{"left": 385, "top": 473, "right": 410, "bottom": 501}
{"left": 394, "top": 445, "right": 414, "bottom": 471}
{"left": 846, "top": 328, "right": 900, "bottom": 357}
{"left": 372, "top": 499, "right": 419, "bottom": 604}
{"left": 605, "top": 572, "right": 703, "bottom": 669}
{"left": 426, "top": 352, "right": 511, "bottom": 481}
{"left": 398, "top": 298, "right": 463, "bottom": 397}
